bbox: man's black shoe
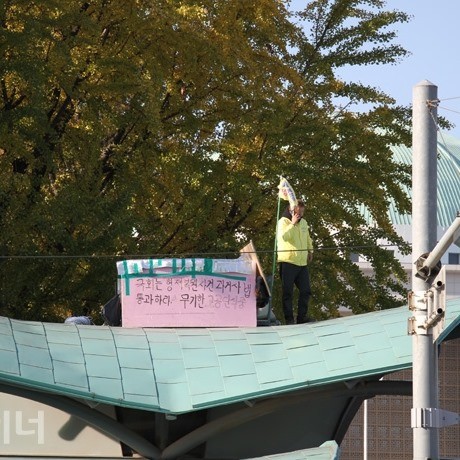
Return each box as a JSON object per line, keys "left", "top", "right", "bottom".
{"left": 297, "top": 316, "right": 315, "bottom": 324}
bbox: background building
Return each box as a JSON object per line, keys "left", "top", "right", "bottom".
{"left": 340, "top": 340, "right": 459, "bottom": 459}
{"left": 341, "top": 132, "right": 460, "bottom": 459}
{"left": 357, "top": 132, "right": 460, "bottom": 299}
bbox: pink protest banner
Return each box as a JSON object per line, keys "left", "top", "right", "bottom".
{"left": 118, "top": 258, "right": 257, "bottom": 327}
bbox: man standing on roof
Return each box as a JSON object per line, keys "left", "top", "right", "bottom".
{"left": 277, "top": 200, "right": 314, "bottom": 324}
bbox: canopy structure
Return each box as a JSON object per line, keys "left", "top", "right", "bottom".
{"left": 0, "top": 298, "right": 459, "bottom": 459}
{"left": 247, "top": 442, "right": 340, "bottom": 460}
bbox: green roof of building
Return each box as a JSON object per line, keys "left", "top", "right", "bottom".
{"left": 1, "top": 298, "right": 459, "bottom": 415}
{"left": 247, "top": 441, "right": 339, "bottom": 460}
{"left": 390, "top": 132, "right": 460, "bottom": 227}
{"left": 360, "top": 132, "right": 460, "bottom": 228}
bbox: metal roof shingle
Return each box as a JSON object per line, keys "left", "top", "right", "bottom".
{"left": 0, "top": 298, "right": 458, "bottom": 414}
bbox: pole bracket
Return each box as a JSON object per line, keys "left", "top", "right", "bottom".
{"left": 407, "top": 290, "right": 431, "bottom": 336}
{"left": 411, "top": 407, "right": 460, "bottom": 428}
{"left": 407, "top": 267, "right": 446, "bottom": 340}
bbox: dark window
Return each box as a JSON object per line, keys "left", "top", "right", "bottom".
{"left": 448, "top": 253, "right": 459, "bottom": 265}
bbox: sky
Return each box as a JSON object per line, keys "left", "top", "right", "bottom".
{"left": 290, "top": 0, "right": 460, "bottom": 138}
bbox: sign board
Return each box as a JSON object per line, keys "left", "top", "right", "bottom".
{"left": 117, "top": 256, "right": 256, "bottom": 327}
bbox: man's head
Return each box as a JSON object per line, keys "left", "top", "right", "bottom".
{"left": 293, "top": 200, "right": 305, "bottom": 217}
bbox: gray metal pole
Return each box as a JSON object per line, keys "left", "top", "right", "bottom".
{"left": 411, "top": 80, "right": 439, "bottom": 460}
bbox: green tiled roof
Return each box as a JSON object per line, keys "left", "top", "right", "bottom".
{"left": 1, "top": 299, "right": 459, "bottom": 415}
{"left": 397, "top": 132, "right": 460, "bottom": 227}
{"left": 362, "top": 132, "right": 460, "bottom": 228}
{"left": 246, "top": 441, "right": 339, "bottom": 460}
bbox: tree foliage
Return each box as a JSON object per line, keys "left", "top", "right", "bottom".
{"left": 0, "top": 0, "right": 412, "bottom": 321}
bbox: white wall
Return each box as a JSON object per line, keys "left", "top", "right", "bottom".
{"left": 355, "top": 224, "right": 460, "bottom": 300}
{"left": 0, "top": 393, "right": 123, "bottom": 457}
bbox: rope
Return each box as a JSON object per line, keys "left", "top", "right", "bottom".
{"left": 426, "top": 99, "right": 459, "bottom": 161}
{"left": 437, "top": 105, "right": 460, "bottom": 115}
{"left": 0, "top": 244, "right": 408, "bottom": 260}
{"left": 438, "top": 96, "right": 460, "bottom": 102}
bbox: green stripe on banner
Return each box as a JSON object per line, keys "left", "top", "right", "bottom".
{"left": 117, "top": 258, "right": 251, "bottom": 296}
{"left": 122, "top": 260, "right": 130, "bottom": 295}
{"left": 204, "top": 259, "right": 213, "bottom": 274}
{"left": 191, "top": 258, "right": 196, "bottom": 278}
{"left": 117, "top": 271, "right": 247, "bottom": 283}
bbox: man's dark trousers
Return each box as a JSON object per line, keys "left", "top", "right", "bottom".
{"left": 280, "top": 262, "right": 311, "bottom": 323}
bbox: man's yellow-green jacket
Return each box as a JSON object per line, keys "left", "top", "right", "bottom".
{"left": 277, "top": 217, "right": 313, "bottom": 266}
